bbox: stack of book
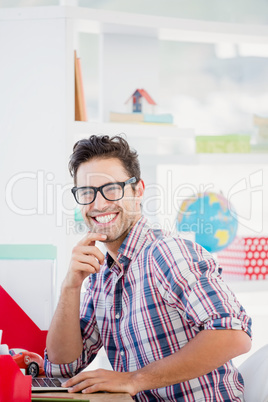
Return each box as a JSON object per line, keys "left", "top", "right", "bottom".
{"left": 110, "top": 112, "right": 173, "bottom": 125}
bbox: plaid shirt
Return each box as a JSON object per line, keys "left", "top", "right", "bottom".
{"left": 45, "top": 216, "right": 252, "bottom": 401}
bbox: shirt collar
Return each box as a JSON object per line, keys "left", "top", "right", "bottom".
{"left": 117, "top": 215, "right": 151, "bottom": 262}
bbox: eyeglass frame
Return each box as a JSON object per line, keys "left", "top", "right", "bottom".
{"left": 71, "top": 177, "right": 137, "bottom": 205}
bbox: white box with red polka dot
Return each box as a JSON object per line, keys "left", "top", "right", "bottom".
{"left": 217, "top": 237, "right": 268, "bottom": 281}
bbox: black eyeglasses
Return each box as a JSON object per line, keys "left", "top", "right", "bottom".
{"left": 71, "top": 177, "right": 137, "bottom": 205}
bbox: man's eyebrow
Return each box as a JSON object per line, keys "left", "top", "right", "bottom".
{"left": 76, "top": 180, "right": 122, "bottom": 188}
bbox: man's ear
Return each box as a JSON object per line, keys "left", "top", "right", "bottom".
{"left": 135, "top": 179, "right": 145, "bottom": 204}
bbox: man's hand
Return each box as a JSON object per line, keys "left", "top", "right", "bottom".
{"left": 62, "top": 369, "right": 136, "bottom": 396}
{"left": 64, "top": 232, "right": 107, "bottom": 290}
{"left": 46, "top": 231, "right": 107, "bottom": 364}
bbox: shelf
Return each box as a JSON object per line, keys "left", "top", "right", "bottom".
{"left": 74, "top": 122, "right": 268, "bottom": 165}
{"left": 194, "top": 153, "right": 268, "bottom": 165}
{"left": 140, "top": 152, "right": 268, "bottom": 164}
{"left": 73, "top": 121, "right": 194, "bottom": 138}
{"left": 142, "top": 153, "right": 268, "bottom": 166}
{"left": 72, "top": 7, "right": 268, "bottom": 44}
{"left": 2, "top": 6, "right": 268, "bottom": 45}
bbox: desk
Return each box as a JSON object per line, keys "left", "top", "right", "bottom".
{"left": 31, "top": 392, "right": 133, "bottom": 401}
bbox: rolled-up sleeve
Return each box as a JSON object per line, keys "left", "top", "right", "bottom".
{"left": 185, "top": 270, "right": 252, "bottom": 337}
{"left": 151, "top": 236, "right": 252, "bottom": 339}
{"left": 44, "top": 283, "right": 103, "bottom": 378}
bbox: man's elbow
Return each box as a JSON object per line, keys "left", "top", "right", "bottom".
{"left": 236, "top": 330, "right": 252, "bottom": 355}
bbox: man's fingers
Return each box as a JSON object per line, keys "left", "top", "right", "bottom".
{"left": 71, "top": 261, "right": 99, "bottom": 275}
{"left": 75, "top": 255, "right": 101, "bottom": 273}
{"left": 78, "top": 232, "right": 107, "bottom": 247}
{"left": 62, "top": 370, "right": 131, "bottom": 395}
{"left": 82, "top": 245, "right": 106, "bottom": 265}
{"left": 62, "top": 371, "right": 96, "bottom": 389}
{"left": 71, "top": 382, "right": 103, "bottom": 394}
{"left": 72, "top": 245, "right": 105, "bottom": 266}
{"left": 82, "top": 383, "right": 103, "bottom": 394}
{"left": 63, "top": 371, "right": 107, "bottom": 394}
{"left": 67, "top": 236, "right": 106, "bottom": 288}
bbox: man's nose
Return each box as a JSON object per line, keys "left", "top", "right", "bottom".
{"left": 93, "top": 189, "right": 110, "bottom": 210}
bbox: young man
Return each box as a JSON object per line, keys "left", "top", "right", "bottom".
{"left": 45, "top": 135, "right": 252, "bottom": 401}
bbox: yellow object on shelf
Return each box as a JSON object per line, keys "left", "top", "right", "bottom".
{"left": 196, "top": 134, "right": 251, "bottom": 153}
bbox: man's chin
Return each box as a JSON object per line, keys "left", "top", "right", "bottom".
{"left": 86, "top": 217, "right": 133, "bottom": 243}
{"left": 87, "top": 223, "right": 116, "bottom": 237}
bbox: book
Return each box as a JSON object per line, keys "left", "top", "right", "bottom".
{"left": 109, "top": 112, "right": 173, "bottom": 124}
{"left": 253, "top": 115, "right": 268, "bottom": 140}
{"left": 253, "top": 114, "right": 268, "bottom": 127}
{"left": 144, "top": 113, "right": 173, "bottom": 124}
{"left": 196, "top": 134, "right": 251, "bottom": 153}
{"left": 74, "top": 50, "right": 87, "bottom": 122}
{"left": 110, "top": 112, "right": 144, "bottom": 123}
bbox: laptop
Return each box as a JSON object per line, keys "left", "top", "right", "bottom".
{"left": 31, "top": 376, "right": 69, "bottom": 392}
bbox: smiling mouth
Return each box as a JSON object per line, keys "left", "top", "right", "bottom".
{"left": 92, "top": 213, "right": 118, "bottom": 224}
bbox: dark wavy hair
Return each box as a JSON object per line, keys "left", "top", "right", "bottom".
{"left": 69, "top": 135, "right": 141, "bottom": 185}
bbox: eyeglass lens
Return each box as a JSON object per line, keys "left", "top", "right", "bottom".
{"left": 76, "top": 183, "right": 124, "bottom": 204}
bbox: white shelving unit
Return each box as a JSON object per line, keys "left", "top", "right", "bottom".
{"left": 5, "top": 6, "right": 267, "bottom": 42}
{"left": 74, "top": 121, "right": 268, "bottom": 164}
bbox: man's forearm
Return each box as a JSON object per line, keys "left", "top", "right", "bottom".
{"left": 61, "top": 329, "right": 252, "bottom": 395}
{"left": 46, "top": 284, "right": 83, "bottom": 364}
{"left": 130, "top": 329, "right": 251, "bottom": 395}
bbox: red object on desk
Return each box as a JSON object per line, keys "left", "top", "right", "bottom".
{"left": 0, "top": 285, "right": 48, "bottom": 357}
{"left": 0, "top": 354, "right": 31, "bottom": 402}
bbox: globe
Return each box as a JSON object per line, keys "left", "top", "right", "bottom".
{"left": 177, "top": 192, "right": 238, "bottom": 253}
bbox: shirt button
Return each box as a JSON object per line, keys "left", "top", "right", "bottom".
{"left": 120, "top": 350, "right": 124, "bottom": 356}
{"left": 115, "top": 313, "right": 120, "bottom": 319}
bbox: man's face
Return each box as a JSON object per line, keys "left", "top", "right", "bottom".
{"left": 76, "top": 157, "right": 144, "bottom": 246}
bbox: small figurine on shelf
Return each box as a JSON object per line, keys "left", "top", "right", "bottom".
{"left": 110, "top": 88, "right": 173, "bottom": 124}
{"left": 126, "top": 88, "right": 156, "bottom": 114}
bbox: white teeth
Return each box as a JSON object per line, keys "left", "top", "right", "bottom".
{"left": 95, "top": 214, "right": 116, "bottom": 224}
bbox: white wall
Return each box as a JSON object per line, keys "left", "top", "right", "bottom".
{"left": 0, "top": 11, "right": 74, "bottom": 298}
{"left": 100, "top": 32, "right": 159, "bottom": 122}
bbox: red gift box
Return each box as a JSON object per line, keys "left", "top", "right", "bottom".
{"left": 217, "top": 237, "right": 268, "bottom": 281}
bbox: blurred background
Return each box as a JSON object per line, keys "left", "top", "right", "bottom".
{"left": 1, "top": 0, "right": 268, "bottom": 367}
